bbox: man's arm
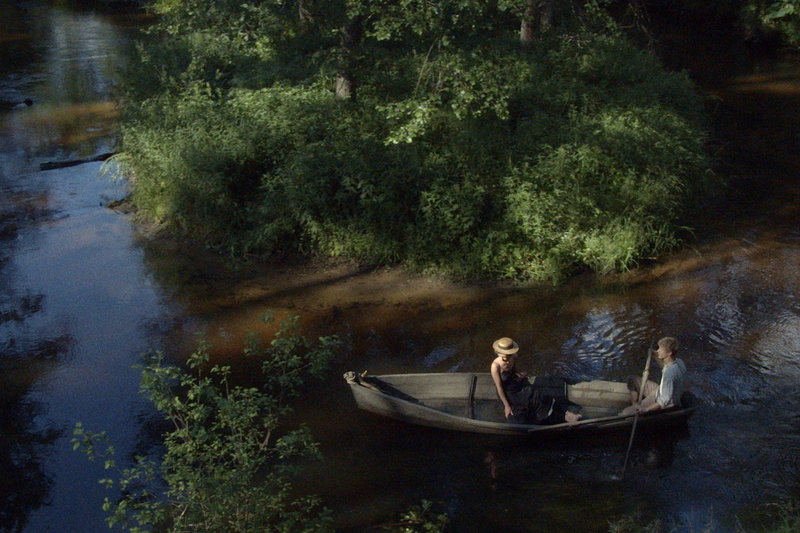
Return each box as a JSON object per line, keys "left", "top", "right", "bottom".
{"left": 641, "top": 400, "right": 663, "bottom": 413}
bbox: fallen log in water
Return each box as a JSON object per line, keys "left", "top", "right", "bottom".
{"left": 40, "top": 152, "right": 116, "bottom": 171}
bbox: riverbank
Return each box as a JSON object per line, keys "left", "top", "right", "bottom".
{"left": 117, "top": 41, "right": 800, "bottom": 333}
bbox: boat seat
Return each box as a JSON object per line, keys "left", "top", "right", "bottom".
{"left": 567, "top": 380, "right": 630, "bottom": 408}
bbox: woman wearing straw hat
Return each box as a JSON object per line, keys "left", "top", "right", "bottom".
{"left": 490, "top": 337, "right": 582, "bottom": 424}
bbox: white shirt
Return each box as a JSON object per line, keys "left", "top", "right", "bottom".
{"left": 656, "top": 358, "right": 687, "bottom": 408}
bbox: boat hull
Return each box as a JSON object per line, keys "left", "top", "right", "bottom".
{"left": 344, "top": 371, "right": 693, "bottom": 437}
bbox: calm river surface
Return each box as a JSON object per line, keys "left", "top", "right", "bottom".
{"left": 1, "top": 3, "right": 799, "bottom": 532}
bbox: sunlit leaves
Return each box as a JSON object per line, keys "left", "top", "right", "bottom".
{"left": 763, "top": 0, "right": 800, "bottom": 21}
{"left": 349, "top": 0, "right": 489, "bottom": 42}
{"left": 760, "top": 0, "right": 800, "bottom": 46}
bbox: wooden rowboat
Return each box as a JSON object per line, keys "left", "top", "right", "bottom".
{"left": 343, "top": 371, "right": 693, "bottom": 437}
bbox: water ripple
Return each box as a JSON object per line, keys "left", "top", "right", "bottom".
{"left": 558, "top": 304, "right": 652, "bottom": 379}
{"left": 745, "top": 310, "right": 800, "bottom": 380}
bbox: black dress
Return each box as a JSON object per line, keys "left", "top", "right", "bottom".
{"left": 500, "top": 368, "right": 566, "bottom": 425}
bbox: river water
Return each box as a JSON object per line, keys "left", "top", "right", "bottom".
{"left": 1, "top": 3, "right": 799, "bottom": 533}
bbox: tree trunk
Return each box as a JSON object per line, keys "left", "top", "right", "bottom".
{"left": 335, "top": 17, "right": 362, "bottom": 100}
{"left": 520, "top": 0, "right": 554, "bottom": 46}
{"left": 520, "top": 0, "right": 537, "bottom": 45}
{"left": 297, "top": 0, "right": 313, "bottom": 25}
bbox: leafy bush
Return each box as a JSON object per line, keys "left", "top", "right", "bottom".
{"left": 749, "top": 0, "right": 800, "bottom": 47}
{"left": 382, "top": 500, "right": 450, "bottom": 533}
{"left": 73, "top": 315, "right": 340, "bottom": 533}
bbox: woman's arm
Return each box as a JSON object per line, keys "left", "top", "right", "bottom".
{"left": 491, "top": 362, "right": 514, "bottom": 419}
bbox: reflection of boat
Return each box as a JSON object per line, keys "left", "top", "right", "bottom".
{"left": 343, "top": 371, "right": 694, "bottom": 437}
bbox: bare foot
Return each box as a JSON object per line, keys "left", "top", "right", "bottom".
{"left": 565, "top": 411, "right": 583, "bottom": 423}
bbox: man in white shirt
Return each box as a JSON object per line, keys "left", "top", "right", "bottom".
{"left": 621, "top": 336, "right": 687, "bottom": 416}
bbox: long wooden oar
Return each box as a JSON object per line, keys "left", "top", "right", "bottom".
{"left": 619, "top": 340, "right": 654, "bottom": 480}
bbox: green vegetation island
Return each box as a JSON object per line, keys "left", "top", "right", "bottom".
{"left": 107, "top": 0, "right": 797, "bottom": 284}
{"left": 113, "top": 0, "right": 731, "bottom": 283}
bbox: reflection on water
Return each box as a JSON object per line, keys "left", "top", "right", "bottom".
{"left": 0, "top": 1, "right": 130, "bottom": 162}
{"left": 560, "top": 304, "right": 651, "bottom": 378}
{"left": 0, "top": 3, "right": 159, "bottom": 532}
{"left": 0, "top": 267, "right": 70, "bottom": 530}
{"left": 12, "top": 100, "right": 118, "bottom": 153}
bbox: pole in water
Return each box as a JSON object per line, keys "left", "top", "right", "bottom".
{"left": 619, "top": 340, "right": 654, "bottom": 480}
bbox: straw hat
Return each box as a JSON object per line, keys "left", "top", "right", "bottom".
{"left": 492, "top": 337, "right": 519, "bottom": 355}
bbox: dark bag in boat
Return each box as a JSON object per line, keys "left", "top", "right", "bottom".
{"left": 530, "top": 376, "right": 567, "bottom": 403}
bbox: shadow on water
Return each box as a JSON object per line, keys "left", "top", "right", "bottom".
{"left": 0, "top": 343, "right": 68, "bottom": 532}
{"left": 0, "top": 201, "right": 74, "bottom": 531}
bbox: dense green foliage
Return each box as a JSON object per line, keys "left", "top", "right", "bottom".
{"left": 73, "top": 315, "right": 340, "bottom": 532}
{"left": 747, "top": 0, "right": 800, "bottom": 46}
{"left": 118, "top": 1, "right": 714, "bottom": 281}
{"left": 384, "top": 500, "right": 450, "bottom": 533}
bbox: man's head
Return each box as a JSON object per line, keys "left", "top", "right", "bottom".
{"left": 655, "top": 336, "right": 678, "bottom": 361}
